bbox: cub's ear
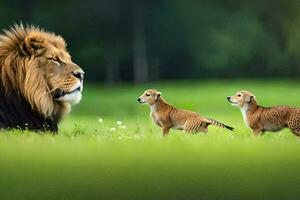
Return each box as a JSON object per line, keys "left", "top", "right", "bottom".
{"left": 155, "top": 92, "right": 162, "bottom": 100}
{"left": 246, "top": 95, "right": 254, "bottom": 103}
{"left": 19, "top": 35, "right": 46, "bottom": 56}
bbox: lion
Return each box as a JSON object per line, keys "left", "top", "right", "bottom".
{"left": 0, "top": 24, "right": 84, "bottom": 132}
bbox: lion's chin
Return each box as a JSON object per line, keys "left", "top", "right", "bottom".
{"left": 58, "top": 91, "right": 82, "bottom": 104}
{"left": 54, "top": 89, "right": 82, "bottom": 104}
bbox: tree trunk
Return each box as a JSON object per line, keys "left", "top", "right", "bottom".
{"left": 105, "top": 49, "right": 120, "bottom": 86}
{"left": 133, "top": 5, "right": 149, "bottom": 84}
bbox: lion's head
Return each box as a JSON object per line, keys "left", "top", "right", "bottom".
{"left": 0, "top": 24, "right": 84, "bottom": 122}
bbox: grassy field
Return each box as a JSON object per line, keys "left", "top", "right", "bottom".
{"left": 1, "top": 80, "right": 300, "bottom": 200}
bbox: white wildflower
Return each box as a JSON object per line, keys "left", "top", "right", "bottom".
{"left": 110, "top": 127, "right": 116, "bottom": 131}
{"left": 133, "top": 134, "right": 140, "bottom": 139}
{"left": 120, "top": 125, "right": 127, "bottom": 129}
{"left": 117, "top": 121, "right": 122, "bottom": 125}
{"left": 98, "top": 118, "right": 103, "bottom": 123}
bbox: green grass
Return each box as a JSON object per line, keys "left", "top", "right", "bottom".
{"left": 1, "top": 79, "right": 300, "bottom": 200}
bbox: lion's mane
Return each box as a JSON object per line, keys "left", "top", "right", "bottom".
{"left": 0, "top": 25, "right": 71, "bottom": 132}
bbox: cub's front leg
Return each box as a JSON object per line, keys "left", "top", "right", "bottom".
{"left": 159, "top": 117, "right": 172, "bottom": 137}
{"left": 249, "top": 120, "right": 264, "bottom": 136}
{"left": 252, "top": 125, "right": 265, "bottom": 136}
{"left": 162, "top": 125, "right": 171, "bottom": 137}
{"left": 151, "top": 111, "right": 161, "bottom": 127}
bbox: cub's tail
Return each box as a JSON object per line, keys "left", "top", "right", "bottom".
{"left": 207, "top": 118, "right": 234, "bottom": 131}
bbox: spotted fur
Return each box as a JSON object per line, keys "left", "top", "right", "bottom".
{"left": 138, "top": 89, "right": 234, "bottom": 136}
{"left": 228, "top": 90, "right": 300, "bottom": 136}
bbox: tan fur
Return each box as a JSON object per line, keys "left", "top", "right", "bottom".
{"left": 138, "top": 89, "right": 233, "bottom": 136}
{"left": 0, "top": 24, "right": 84, "bottom": 119}
{"left": 228, "top": 90, "right": 300, "bottom": 136}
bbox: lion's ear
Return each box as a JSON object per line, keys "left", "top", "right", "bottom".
{"left": 20, "top": 35, "right": 46, "bottom": 56}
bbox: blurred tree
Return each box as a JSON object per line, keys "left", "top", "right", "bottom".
{"left": 1, "top": 0, "right": 300, "bottom": 81}
{"left": 132, "top": 1, "right": 149, "bottom": 83}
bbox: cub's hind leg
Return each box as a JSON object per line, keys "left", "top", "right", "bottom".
{"left": 199, "top": 122, "right": 209, "bottom": 133}
{"left": 184, "top": 120, "right": 208, "bottom": 134}
{"left": 287, "top": 112, "right": 300, "bottom": 136}
{"left": 288, "top": 124, "right": 300, "bottom": 136}
{"left": 290, "top": 128, "right": 300, "bottom": 136}
{"left": 288, "top": 122, "right": 300, "bottom": 136}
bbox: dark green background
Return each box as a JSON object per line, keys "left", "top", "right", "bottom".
{"left": 1, "top": 2, "right": 300, "bottom": 199}
{"left": 1, "top": 0, "right": 300, "bottom": 83}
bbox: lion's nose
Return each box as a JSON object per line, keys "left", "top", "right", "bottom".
{"left": 72, "top": 70, "right": 84, "bottom": 81}
{"left": 227, "top": 96, "right": 231, "bottom": 100}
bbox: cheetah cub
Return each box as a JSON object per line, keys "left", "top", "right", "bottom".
{"left": 138, "top": 89, "right": 233, "bottom": 136}
{"left": 227, "top": 90, "right": 300, "bottom": 136}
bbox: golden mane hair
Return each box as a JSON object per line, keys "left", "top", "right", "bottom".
{"left": 0, "top": 24, "right": 68, "bottom": 119}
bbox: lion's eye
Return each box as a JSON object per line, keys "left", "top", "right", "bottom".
{"left": 48, "top": 57, "right": 60, "bottom": 64}
{"left": 237, "top": 94, "right": 241, "bottom": 97}
{"left": 146, "top": 93, "right": 150, "bottom": 97}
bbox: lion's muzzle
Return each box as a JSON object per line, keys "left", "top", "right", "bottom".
{"left": 53, "top": 88, "right": 64, "bottom": 99}
{"left": 53, "top": 66, "right": 84, "bottom": 104}
{"left": 72, "top": 70, "right": 84, "bottom": 81}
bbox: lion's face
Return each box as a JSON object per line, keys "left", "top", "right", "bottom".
{"left": 0, "top": 25, "right": 85, "bottom": 118}
{"left": 38, "top": 43, "right": 84, "bottom": 104}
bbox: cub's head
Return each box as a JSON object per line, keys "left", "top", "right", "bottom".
{"left": 0, "top": 24, "right": 84, "bottom": 118}
{"left": 137, "top": 89, "right": 162, "bottom": 105}
{"left": 227, "top": 90, "right": 257, "bottom": 108}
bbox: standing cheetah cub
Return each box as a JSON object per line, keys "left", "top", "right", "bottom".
{"left": 227, "top": 90, "right": 300, "bottom": 136}
{"left": 138, "top": 89, "right": 233, "bottom": 136}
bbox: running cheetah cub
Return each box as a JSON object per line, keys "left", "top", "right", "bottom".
{"left": 227, "top": 90, "right": 300, "bottom": 136}
{"left": 138, "top": 89, "right": 233, "bottom": 136}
